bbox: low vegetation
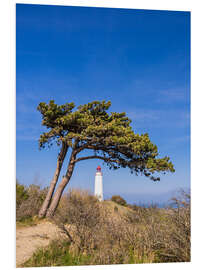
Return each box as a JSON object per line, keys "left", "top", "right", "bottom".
{"left": 111, "top": 195, "right": 127, "bottom": 206}
{"left": 16, "top": 181, "right": 48, "bottom": 225}
{"left": 18, "top": 186, "right": 190, "bottom": 267}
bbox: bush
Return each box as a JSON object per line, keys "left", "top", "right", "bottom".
{"left": 16, "top": 183, "right": 48, "bottom": 221}
{"left": 154, "top": 190, "right": 190, "bottom": 262}
{"left": 53, "top": 189, "right": 101, "bottom": 253}
{"left": 111, "top": 195, "right": 127, "bottom": 206}
{"left": 16, "top": 181, "right": 29, "bottom": 208}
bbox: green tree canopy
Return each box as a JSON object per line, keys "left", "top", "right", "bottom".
{"left": 37, "top": 100, "right": 175, "bottom": 217}
{"left": 37, "top": 100, "right": 75, "bottom": 148}
{"left": 38, "top": 100, "right": 174, "bottom": 181}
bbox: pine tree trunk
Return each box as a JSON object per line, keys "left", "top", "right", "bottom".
{"left": 46, "top": 151, "right": 76, "bottom": 218}
{"left": 38, "top": 142, "right": 68, "bottom": 218}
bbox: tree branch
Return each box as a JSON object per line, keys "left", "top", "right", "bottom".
{"left": 75, "top": 155, "right": 116, "bottom": 163}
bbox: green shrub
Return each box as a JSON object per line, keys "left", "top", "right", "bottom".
{"left": 16, "top": 181, "right": 29, "bottom": 208}
{"left": 16, "top": 183, "right": 48, "bottom": 221}
{"left": 111, "top": 195, "right": 127, "bottom": 206}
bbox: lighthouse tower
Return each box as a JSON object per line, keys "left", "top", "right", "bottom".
{"left": 94, "top": 166, "right": 103, "bottom": 201}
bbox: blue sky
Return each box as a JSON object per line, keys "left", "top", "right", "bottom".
{"left": 16, "top": 4, "right": 190, "bottom": 204}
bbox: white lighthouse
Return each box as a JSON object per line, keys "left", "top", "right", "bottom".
{"left": 94, "top": 165, "right": 103, "bottom": 201}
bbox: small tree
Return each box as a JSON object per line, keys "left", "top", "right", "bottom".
{"left": 37, "top": 100, "right": 175, "bottom": 217}
{"left": 111, "top": 195, "right": 127, "bottom": 206}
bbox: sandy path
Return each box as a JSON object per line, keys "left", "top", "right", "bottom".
{"left": 16, "top": 221, "right": 63, "bottom": 267}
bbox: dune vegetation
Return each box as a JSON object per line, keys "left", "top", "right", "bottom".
{"left": 16, "top": 183, "right": 190, "bottom": 267}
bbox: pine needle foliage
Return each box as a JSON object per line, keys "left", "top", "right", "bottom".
{"left": 38, "top": 100, "right": 174, "bottom": 181}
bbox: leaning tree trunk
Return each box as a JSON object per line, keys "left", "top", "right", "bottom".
{"left": 38, "top": 142, "right": 68, "bottom": 218}
{"left": 46, "top": 150, "right": 76, "bottom": 218}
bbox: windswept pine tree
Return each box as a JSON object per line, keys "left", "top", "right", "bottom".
{"left": 37, "top": 100, "right": 175, "bottom": 218}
